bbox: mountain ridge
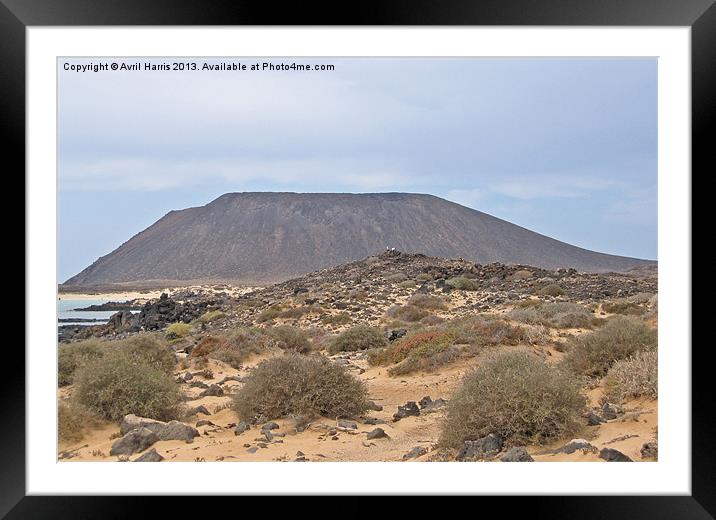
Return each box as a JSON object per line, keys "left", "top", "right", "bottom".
{"left": 65, "top": 192, "right": 655, "bottom": 286}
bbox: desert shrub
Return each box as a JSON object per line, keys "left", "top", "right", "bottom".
{"left": 445, "top": 277, "right": 479, "bottom": 291}
{"left": 440, "top": 351, "right": 586, "bottom": 447}
{"left": 328, "top": 325, "right": 387, "bottom": 354}
{"left": 348, "top": 289, "right": 369, "bottom": 300}
{"left": 420, "top": 314, "right": 445, "bottom": 326}
{"left": 58, "top": 340, "right": 106, "bottom": 386}
{"left": 445, "top": 315, "right": 534, "bottom": 348}
{"left": 564, "top": 316, "right": 657, "bottom": 377}
{"left": 369, "top": 330, "right": 456, "bottom": 366}
{"left": 408, "top": 294, "right": 447, "bottom": 310}
{"left": 397, "top": 280, "right": 416, "bottom": 289}
{"left": 232, "top": 354, "right": 369, "bottom": 422}
{"left": 538, "top": 283, "right": 564, "bottom": 297}
{"left": 416, "top": 273, "right": 432, "bottom": 282}
{"left": 166, "top": 322, "right": 192, "bottom": 339}
{"left": 386, "top": 272, "right": 408, "bottom": 283}
{"left": 321, "top": 312, "right": 352, "bottom": 326}
{"left": 74, "top": 349, "right": 181, "bottom": 422}
{"left": 268, "top": 326, "right": 311, "bottom": 353}
{"left": 279, "top": 305, "right": 318, "bottom": 319}
{"left": 515, "top": 298, "right": 542, "bottom": 308}
{"left": 508, "top": 269, "right": 533, "bottom": 281}
{"left": 386, "top": 304, "right": 429, "bottom": 322}
{"left": 198, "top": 310, "right": 226, "bottom": 323}
{"left": 602, "top": 300, "right": 647, "bottom": 316}
{"left": 58, "top": 402, "right": 100, "bottom": 444}
{"left": 116, "top": 335, "right": 176, "bottom": 374}
{"left": 507, "top": 302, "right": 593, "bottom": 329}
{"left": 256, "top": 305, "right": 283, "bottom": 323}
{"left": 193, "top": 331, "right": 263, "bottom": 369}
{"left": 602, "top": 351, "right": 658, "bottom": 403}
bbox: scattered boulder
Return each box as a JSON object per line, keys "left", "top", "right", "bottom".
{"left": 133, "top": 448, "right": 164, "bottom": 462}
{"left": 110, "top": 427, "right": 158, "bottom": 457}
{"left": 393, "top": 401, "right": 420, "bottom": 421}
{"left": 235, "top": 421, "right": 251, "bottom": 435}
{"left": 640, "top": 441, "right": 658, "bottom": 459}
{"left": 418, "top": 396, "right": 447, "bottom": 412}
{"left": 586, "top": 412, "right": 604, "bottom": 426}
{"left": 196, "top": 420, "right": 215, "bottom": 427}
{"left": 366, "top": 428, "right": 388, "bottom": 440}
{"left": 363, "top": 417, "right": 385, "bottom": 425}
{"left": 456, "top": 433, "right": 503, "bottom": 460}
{"left": 599, "top": 448, "right": 633, "bottom": 462}
{"left": 554, "top": 439, "right": 597, "bottom": 455}
{"left": 261, "top": 421, "right": 279, "bottom": 431}
{"left": 601, "top": 402, "right": 623, "bottom": 421}
{"left": 402, "top": 446, "right": 427, "bottom": 460}
{"left": 199, "top": 384, "right": 224, "bottom": 397}
{"left": 500, "top": 447, "right": 534, "bottom": 462}
{"left": 385, "top": 329, "right": 407, "bottom": 342}
{"left": 337, "top": 419, "right": 357, "bottom": 430}
{"left": 366, "top": 401, "right": 384, "bottom": 412}
{"left": 120, "top": 415, "right": 199, "bottom": 441}
{"left": 188, "top": 405, "right": 210, "bottom": 416}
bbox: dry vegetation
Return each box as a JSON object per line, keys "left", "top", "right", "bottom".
{"left": 440, "top": 351, "right": 586, "bottom": 447}
{"left": 232, "top": 354, "right": 369, "bottom": 423}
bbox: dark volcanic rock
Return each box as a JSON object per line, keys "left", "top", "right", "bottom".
{"left": 640, "top": 441, "right": 658, "bottom": 459}
{"left": 500, "top": 447, "right": 534, "bottom": 462}
{"left": 133, "top": 448, "right": 164, "bottom": 462}
{"left": 110, "top": 427, "right": 158, "bottom": 456}
{"left": 402, "top": 446, "right": 428, "bottom": 460}
{"left": 456, "top": 434, "right": 503, "bottom": 460}
{"left": 366, "top": 428, "right": 388, "bottom": 440}
{"left": 599, "top": 448, "right": 633, "bottom": 462}
{"left": 393, "top": 401, "right": 420, "bottom": 422}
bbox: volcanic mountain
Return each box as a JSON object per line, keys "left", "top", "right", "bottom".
{"left": 64, "top": 192, "right": 655, "bottom": 286}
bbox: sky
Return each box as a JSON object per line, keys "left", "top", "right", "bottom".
{"left": 58, "top": 57, "right": 657, "bottom": 282}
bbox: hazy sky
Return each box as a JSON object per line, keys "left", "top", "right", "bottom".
{"left": 58, "top": 57, "right": 657, "bottom": 282}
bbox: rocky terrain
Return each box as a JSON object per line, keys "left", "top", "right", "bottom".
{"left": 58, "top": 251, "right": 658, "bottom": 463}
{"left": 63, "top": 192, "right": 655, "bottom": 286}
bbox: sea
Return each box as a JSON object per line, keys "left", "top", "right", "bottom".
{"left": 57, "top": 298, "right": 135, "bottom": 328}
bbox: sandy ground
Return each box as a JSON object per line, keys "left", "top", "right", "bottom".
{"left": 58, "top": 286, "right": 261, "bottom": 303}
{"left": 59, "top": 346, "right": 657, "bottom": 463}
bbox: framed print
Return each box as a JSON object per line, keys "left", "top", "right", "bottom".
{"left": 4, "top": 0, "right": 711, "bottom": 513}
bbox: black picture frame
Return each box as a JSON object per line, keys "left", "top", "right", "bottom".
{"left": 4, "top": 0, "right": 709, "bottom": 514}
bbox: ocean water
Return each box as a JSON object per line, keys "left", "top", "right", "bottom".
{"left": 57, "top": 298, "right": 135, "bottom": 327}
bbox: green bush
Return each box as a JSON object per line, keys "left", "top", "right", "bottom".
{"left": 445, "top": 277, "right": 480, "bottom": 291}
{"left": 198, "top": 309, "right": 226, "bottom": 323}
{"left": 256, "top": 304, "right": 283, "bottom": 323}
{"left": 232, "top": 354, "right": 369, "bottom": 422}
{"left": 166, "top": 322, "right": 192, "bottom": 339}
{"left": 58, "top": 340, "right": 106, "bottom": 386}
{"left": 321, "top": 312, "right": 352, "bottom": 326}
{"left": 602, "top": 300, "right": 647, "bottom": 316}
{"left": 564, "top": 316, "right": 657, "bottom": 377}
{"left": 268, "top": 326, "right": 311, "bottom": 353}
{"left": 386, "top": 304, "right": 429, "bottom": 322}
{"left": 538, "top": 283, "right": 565, "bottom": 297}
{"left": 440, "top": 351, "right": 586, "bottom": 447}
{"left": 507, "top": 302, "right": 594, "bottom": 329}
{"left": 115, "top": 335, "right": 176, "bottom": 374}
{"left": 602, "top": 351, "right": 658, "bottom": 403}
{"left": 386, "top": 272, "right": 408, "bottom": 283}
{"left": 368, "top": 330, "right": 459, "bottom": 375}
{"left": 74, "top": 349, "right": 181, "bottom": 422}
{"left": 407, "top": 294, "right": 447, "bottom": 310}
{"left": 328, "top": 325, "right": 387, "bottom": 354}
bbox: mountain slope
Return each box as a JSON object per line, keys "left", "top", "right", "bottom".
{"left": 65, "top": 192, "right": 655, "bottom": 285}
